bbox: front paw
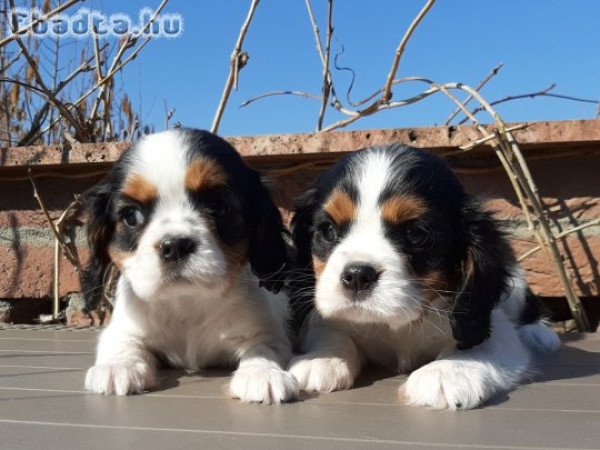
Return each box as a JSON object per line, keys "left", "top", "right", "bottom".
{"left": 403, "top": 360, "right": 488, "bottom": 410}
{"left": 230, "top": 365, "right": 299, "bottom": 404}
{"left": 289, "top": 355, "right": 357, "bottom": 392}
{"left": 85, "top": 361, "right": 157, "bottom": 396}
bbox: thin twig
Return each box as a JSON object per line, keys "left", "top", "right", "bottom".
{"left": 240, "top": 90, "right": 321, "bottom": 107}
{"left": 458, "top": 83, "right": 557, "bottom": 125}
{"left": 0, "top": 0, "right": 83, "bottom": 48}
{"left": 211, "top": 0, "right": 260, "bottom": 134}
{"left": 459, "top": 123, "right": 527, "bottom": 151}
{"left": 381, "top": 0, "right": 436, "bottom": 103}
{"left": 316, "top": 0, "right": 333, "bottom": 131}
{"left": 27, "top": 170, "right": 81, "bottom": 270}
{"left": 8, "top": 0, "right": 88, "bottom": 141}
{"left": 444, "top": 62, "right": 504, "bottom": 125}
{"left": 518, "top": 219, "right": 600, "bottom": 262}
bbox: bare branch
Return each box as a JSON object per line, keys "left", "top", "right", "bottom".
{"left": 240, "top": 90, "right": 321, "bottom": 107}
{"left": 316, "top": 0, "right": 333, "bottom": 131}
{"left": 211, "top": 0, "right": 260, "bottom": 134}
{"left": 8, "top": 0, "right": 89, "bottom": 141}
{"left": 381, "top": 0, "right": 436, "bottom": 104}
{"left": 0, "top": 0, "right": 84, "bottom": 49}
{"left": 444, "top": 62, "right": 504, "bottom": 125}
{"left": 458, "top": 83, "right": 557, "bottom": 125}
{"left": 518, "top": 219, "right": 600, "bottom": 262}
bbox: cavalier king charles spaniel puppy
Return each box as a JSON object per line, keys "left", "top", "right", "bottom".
{"left": 83, "top": 128, "right": 298, "bottom": 404}
{"left": 289, "top": 144, "right": 560, "bottom": 410}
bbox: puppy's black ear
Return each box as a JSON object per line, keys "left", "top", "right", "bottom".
{"left": 81, "top": 180, "right": 115, "bottom": 310}
{"left": 291, "top": 187, "right": 319, "bottom": 271}
{"left": 289, "top": 187, "right": 320, "bottom": 331}
{"left": 451, "top": 199, "right": 513, "bottom": 350}
{"left": 246, "top": 174, "right": 290, "bottom": 293}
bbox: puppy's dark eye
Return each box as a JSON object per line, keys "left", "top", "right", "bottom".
{"left": 120, "top": 207, "right": 144, "bottom": 228}
{"left": 317, "top": 221, "right": 337, "bottom": 242}
{"left": 405, "top": 226, "right": 429, "bottom": 246}
{"left": 210, "top": 202, "right": 228, "bottom": 217}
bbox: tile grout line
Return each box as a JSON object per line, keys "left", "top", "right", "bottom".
{"left": 1, "top": 386, "right": 600, "bottom": 414}
{"left": 0, "top": 418, "right": 592, "bottom": 450}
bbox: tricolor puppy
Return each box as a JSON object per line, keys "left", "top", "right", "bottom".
{"left": 289, "top": 144, "right": 560, "bottom": 410}
{"left": 83, "top": 128, "right": 298, "bottom": 404}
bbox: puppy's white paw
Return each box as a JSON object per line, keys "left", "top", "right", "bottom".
{"left": 403, "top": 360, "right": 489, "bottom": 410}
{"left": 230, "top": 364, "right": 299, "bottom": 404}
{"left": 289, "top": 355, "right": 357, "bottom": 392}
{"left": 85, "top": 361, "right": 157, "bottom": 396}
{"left": 519, "top": 323, "right": 561, "bottom": 353}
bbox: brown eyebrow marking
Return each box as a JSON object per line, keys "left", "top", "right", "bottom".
{"left": 323, "top": 189, "right": 356, "bottom": 226}
{"left": 185, "top": 159, "right": 227, "bottom": 192}
{"left": 122, "top": 174, "right": 158, "bottom": 204}
{"left": 108, "top": 243, "right": 134, "bottom": 269}
{"left": 380, "top": 195, "right": 427, "bottom": 224}
{"left": 312, "top": 256, "right": 326, "bottom": 280}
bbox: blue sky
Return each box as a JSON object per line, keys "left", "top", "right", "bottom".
{"left": 85, "top": 0, "right": 599, "bottom": 136}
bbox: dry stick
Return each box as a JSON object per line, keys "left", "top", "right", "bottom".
{"left": 8, "top": 1, "right": 88, "bottom": 141}
{"left": 211, "top": 0, "right": 260, "bottom": 134}
{"left": 316, "top": 0, "right": 333, "bottom": 131}
{"left": 444, "top": 62, "right": 504, "bottom": 125}
{"left": 27, "top": 171, "right": 81, "bottom": 268}
{"left": 89, "top": 0, "right": 170, "bottom": 124}
{"left": 18, "top": 50, "right": 101, "bottom": 146}
{"left": 36, "top": 28, "right": 158, "bottom": 141}
{"left": 28, "top": 173, "right": 82, "bottom": 320}
{"left": 319, "top": 0, "right": 438, "bottom": 132}
{"left": 446, "top": 83, "right": 590, "bottom": 331}
{"left": 240, "top": 90, "right": 321, "bottom": 107}
{"left": 304, "top": 0, "right": 349, "bottom": 115}
{"left": 0, "top": 0, "right": 83, "bottom": 48}
{"left": 518, "top": 219, "right": 600, "bottom": 262}
{"left": 458, "top": 83, "right": 557, "bottom": 125}
{"left": 458, "top": 123, "right": 527, "bottom": 151}
{"left": 381, "top": 0, "right": 436, "bottom": 104}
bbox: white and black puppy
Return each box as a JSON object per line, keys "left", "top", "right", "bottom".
{"left": 83, "top": 128, "right": 298, "bottom": 404}
{"left": 288, "top": 144, "right": 560, "bottom": 410}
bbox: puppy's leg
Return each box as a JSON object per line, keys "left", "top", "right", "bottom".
{"left": 403, "top": 309, "right": 529, "bottom": 410}
{"left": 518, "top": 321, "right": 561, "bottom": 353}
{"left": 290, "top": 316, "right": 362, "bottom": 392}
{"left": 230, "top": 342, "right": 299, "bottom": 404}
{"left": 85, "top": 322, "right": 158, "bottom": 396}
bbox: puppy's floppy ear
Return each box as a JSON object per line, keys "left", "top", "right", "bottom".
{"left": 245, "top": 173, "right": 290, "bottom": 294}
{"left": 289, "top": 187, "right": 320, "bottom": 330}
{"left": 450, "top": 199, "right": 513, "bottom": 350}
{"left": 81, "top": 179, "right": 115, "bottom": 311}
{"left": 291, "top": 187, "right": 319, "bottom": 271}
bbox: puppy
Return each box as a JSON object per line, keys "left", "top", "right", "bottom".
{"left": 83, "top": 128, "right": 298, "bottom": 404}
{"left": 288, "top": 144, "right": 560, "bottom": 410}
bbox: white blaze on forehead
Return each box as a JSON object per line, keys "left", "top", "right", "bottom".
{"left": 352, "top": 150, "right": 394, "bottom": 234}
{"left": 130, "top": 130, "right": 189, "bottom": 203}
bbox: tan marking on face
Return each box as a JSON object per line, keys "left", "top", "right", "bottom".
{"left": 313, "top": 256, "right": 326, "bottom": 280}
{"left": 380, "top": 195, "right": 427, "bottom": 224}
{"left": 185, "top": 159, "right": 227, "bottom": 192}
{"left": 323, "top": 189, "right": 356, "bottom": 226}
{"left": 108, "top": 246, "right": 133, "bottom": 269}
{"left": 121, "top": 174, "right": 158, "bottom": 204}
{"left": 223, "top": 240, "right": 249, "bottom": 275}
{"left": 419, "top": 270, "right": 451, "bottom": 304}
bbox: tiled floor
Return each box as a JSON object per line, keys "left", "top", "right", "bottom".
{"left": 1, "top": 326, "right": 600, "bottom": 449}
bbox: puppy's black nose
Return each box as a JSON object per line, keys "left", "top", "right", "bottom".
{"left": 159, "top": 237, "right": 197, "bottom": 262}
{"left": 340, "top": 263, "right": 379, "bottom": 294}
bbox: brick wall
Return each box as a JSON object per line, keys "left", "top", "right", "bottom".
{"left": 1, "top": 120, "right": 599, "bottom": 323}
